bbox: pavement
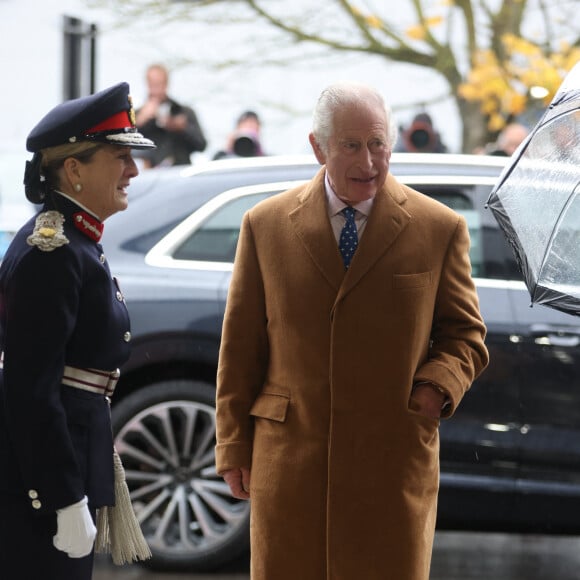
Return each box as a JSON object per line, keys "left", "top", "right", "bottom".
{"left": 94, "top": 531, "right": 580, "bottom": 579}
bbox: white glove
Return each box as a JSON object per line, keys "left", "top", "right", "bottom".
{"left": 53, "top": 496, "right": 97, "bottom": 558}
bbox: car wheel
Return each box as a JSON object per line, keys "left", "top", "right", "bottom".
{"left": 110, "top": 379, "right": 250, "bottom": 571}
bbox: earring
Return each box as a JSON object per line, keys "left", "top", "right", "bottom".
{"left": 74, "top": 183, "right": 82, "bottom": 193}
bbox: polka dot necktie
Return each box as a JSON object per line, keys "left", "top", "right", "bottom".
{"left": 338, "top": 206, "right": 358, "bottom": 269}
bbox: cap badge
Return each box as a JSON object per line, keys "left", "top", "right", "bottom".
{"left": 128, "top": 95, "right": 136, "bottom": 127}
{"left": 27, "top": 211, "right": 69, "bottom": 252}
{"left": 73, "top": 211, "right": 104, "bottom": 242}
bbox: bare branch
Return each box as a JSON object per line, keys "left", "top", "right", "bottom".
{"left": 453, "top": 0, "right": 478, "bottom": 56}
{"left": 87, "top": 0, "right": 580, "bottom": 152}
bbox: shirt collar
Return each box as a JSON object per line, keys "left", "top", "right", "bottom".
{"left": 324, "top": 172, "right": 374, "bottom": 217}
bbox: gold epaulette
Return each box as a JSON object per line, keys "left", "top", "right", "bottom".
{"left": 26, "top": 211, "right": 69, "bottom": 252}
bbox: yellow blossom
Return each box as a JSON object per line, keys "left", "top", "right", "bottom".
{"left": 424, "top": 16, "right": 444, "bottom": 28}
{"left": 458, "top": 35, "right": 579, "bottom": 130}
{"left": 406, "top": 24, "right": 426, "bottom": 40}
{"left": 488, "top": 114, "right": 506, "bottom": 132}
{"left": 365, "top": 15, "right": 382, "bottom": 29}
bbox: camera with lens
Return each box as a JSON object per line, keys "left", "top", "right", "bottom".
{"left": 232, "top": 132, "right": 262, "bottom": 157}
{"left": 400, "top": 113, "right": 448, "bottom": 153}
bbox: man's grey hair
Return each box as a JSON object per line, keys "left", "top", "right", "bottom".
{"left": 311, "top": 82, "right": 399, "bottom": 154}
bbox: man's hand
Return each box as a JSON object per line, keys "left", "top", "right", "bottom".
{"left": 165, "top": 113, "right": 188, "bottom": 132}
{"left": 222, "top": 467, "right": 251, "bottom": 500}
{"left": 135, "top": 98, "right": 160, "bottom": 126}
{"left": 410, "top": 383, "right": 447, "bottom": 419}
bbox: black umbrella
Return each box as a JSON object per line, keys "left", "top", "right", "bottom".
{"left": 487, "top": 63, "right": 580, "bottom": 316}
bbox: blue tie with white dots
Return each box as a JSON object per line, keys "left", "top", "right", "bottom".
{"left": 339, "top": 206, "right": 358, "bottom": 269}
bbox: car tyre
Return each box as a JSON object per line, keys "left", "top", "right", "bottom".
{"left": 111, "top": 379, "right": 250, "bottom": 571}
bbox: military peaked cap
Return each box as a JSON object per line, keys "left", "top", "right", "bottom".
{"left": 26, "top": 82, "right": 155, "bottom": 152}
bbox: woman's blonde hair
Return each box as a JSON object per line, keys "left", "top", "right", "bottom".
{"left": 40, "top": 141, "right": 103, "bottom": 190}
{"left": 41, "top": 141, "right": 102, "bottom": 168}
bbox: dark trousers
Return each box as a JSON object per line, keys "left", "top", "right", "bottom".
{"left": 0, "top": 493, "right": 95, "bottom": 580}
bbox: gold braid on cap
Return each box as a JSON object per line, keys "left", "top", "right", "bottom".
{"left": 128, "top": 96, "right": 136, "bottom": 127}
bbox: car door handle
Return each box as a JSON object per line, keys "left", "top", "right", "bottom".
{"left": 530, "top": 324, "right": 580, "bottom": 347}
{"left": 543, "top": 334, "right": 580, "bottom": 347}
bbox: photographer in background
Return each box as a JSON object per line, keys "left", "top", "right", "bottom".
{"left": 213, "top": 110, "right": 265, "bottom": 160}
{"left": 395, "top": 112, "right": 448, "bottom": 153}
{"left": 486, "top": 122, "right": 529, "bottom": 156}
{"left": 135, "top": 64, "right": 207, "bottom": 168}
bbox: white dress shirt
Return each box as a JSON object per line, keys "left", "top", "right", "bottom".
{"left": 324, "top": 173, "right": 375, "bottom": 242}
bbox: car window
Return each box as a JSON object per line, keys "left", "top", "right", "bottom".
{"left": 165, "top": 178, "right": 522, "bottom": 282}
{"left": 172, "top": 192, "right": 271, "bottom": 262}
{"left": 427, "top": 190, "right": 484, "bottom": 277}
{"left": 415, "top": 185, "right": 522, "bottom": 282}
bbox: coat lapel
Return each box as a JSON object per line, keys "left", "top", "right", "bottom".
{"left": 288, "top": 169, "right": 344, "bottom": 291}
{"left": 288, "top": 170, "right": 412, "bottom": 295}
{"left": 337, "top": 174, "right": 411, "bottom": 300}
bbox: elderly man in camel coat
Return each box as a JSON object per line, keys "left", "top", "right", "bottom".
{"left": 215, "top": 82, "right": 489, "bottom": 580}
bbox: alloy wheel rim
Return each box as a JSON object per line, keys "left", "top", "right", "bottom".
{"left": 114, "top": 399, "right": 249, "bottom": 555}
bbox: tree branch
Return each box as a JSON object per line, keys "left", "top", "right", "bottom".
{"left": 453, "top": 0, "right": 478, "bottom": 56}
{"left": 243, "top": 0, "right": 438, "bottom": 67}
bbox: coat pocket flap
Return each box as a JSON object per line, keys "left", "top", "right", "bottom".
{"left": 393, "top": 271, "right": 432, "bottom": 289}
{"left": 250, "top": 391, "right": 290, "bottom": 422}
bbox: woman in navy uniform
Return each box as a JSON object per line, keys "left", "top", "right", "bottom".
{"left": 0, "top": 83, "right": 155, "bottom": 579}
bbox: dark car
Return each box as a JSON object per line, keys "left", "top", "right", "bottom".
{"left": 101, "top": 153, "right": 580, "bottom": 572}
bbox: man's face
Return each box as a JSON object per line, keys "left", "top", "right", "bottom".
{"left": 310, "top": 101, "right": 391, "bottom": 204}
{"left": 147, "top": 68, "right": 168, "bottom": 102}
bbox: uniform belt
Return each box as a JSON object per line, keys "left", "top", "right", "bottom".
{"left": 62, "top": 366, "right": 120, "bottom": 397}
{"left": 0, "top": 352, "right": 120, "bottom": 398}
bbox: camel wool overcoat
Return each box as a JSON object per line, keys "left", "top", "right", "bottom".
{"left": 216, "top": 168, "right": 489, "bottom": 580}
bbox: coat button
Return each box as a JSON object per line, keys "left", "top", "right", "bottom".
{"left": 99, "top": 254, "right": 106, "bottom": 263}
{"left": 31, "top": 499, "right": 42, "bottom": 509}
{"left": 28, "top": 489, "right": 38, "bottom": 499}
{"left": 123, "top": 331, "right": 131, "bottom": 342}
{"left": 116, "top": 291, "right": 123, "bottom": 301}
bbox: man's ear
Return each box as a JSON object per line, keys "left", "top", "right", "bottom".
{"left": 309, "top": 133, "right": 326, "bottom": 165}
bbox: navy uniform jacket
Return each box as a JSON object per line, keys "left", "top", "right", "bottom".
{"left": 0, "top": 192, "right": 131, "bottom": 515}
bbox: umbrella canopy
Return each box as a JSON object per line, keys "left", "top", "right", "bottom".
{"left": 487, "top": 62, "right": 580, "bottom": 316}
